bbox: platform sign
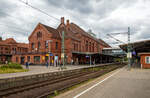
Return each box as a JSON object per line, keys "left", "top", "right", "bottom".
{"left": 127, "top": 52, "right": 132, "bottom": 58}
{"left": 50, "top": 53, "right": 53, "bottom": 56}
{"left": 132, "top": 51, "right": 136, "bottom": 55}
{"left": 86, "top": 56, "right": 89, "bottom": 58}
{"left": 42, "top": 56, "right": 45, "bottom": 60}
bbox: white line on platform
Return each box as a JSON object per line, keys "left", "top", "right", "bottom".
{"left": 73, "top": 68, "right": 123, "bottom": 98}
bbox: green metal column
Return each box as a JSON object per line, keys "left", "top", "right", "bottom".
{"left": 128, "top": 27, "right": 131, "bottom": 69}
{"left": 90, "top": 55, "right": 91, "bottom": 66}
{"left": 61, "top": 31, "right": 65, "bottom": 68}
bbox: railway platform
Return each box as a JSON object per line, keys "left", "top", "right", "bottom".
{"left": 0, "top": 65, "right": 90, "bottom": 79}
{"left": 0, "top": 63, "right": 123, "bottom": 98}
{"left": 0, "top": 64, "right": 111, "bottom": 79}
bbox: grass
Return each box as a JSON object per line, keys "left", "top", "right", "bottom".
{"left": 0, "top": 68, "right": 28, "bottom": 74}
{"left": 0, "top": 62, "right": 29, "bottom": 74}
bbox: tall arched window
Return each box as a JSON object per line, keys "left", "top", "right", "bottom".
{"left": 38, "top": 42, "right": 41, "bottom": 49}
{"left": 31, "top": 43, "right": 34, "bottom": 50}
{"left": 56, "top": 42, "right": 58, "bottom": 50}
{"left": 37, "top": 32, "right": 42, "bottom": 39}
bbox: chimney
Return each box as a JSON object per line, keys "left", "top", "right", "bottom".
{"left": 61, "top": 17, "right": 64, "bottom": 24}
{"left": 66, "top": 19, "right": 69, "bottom": 26}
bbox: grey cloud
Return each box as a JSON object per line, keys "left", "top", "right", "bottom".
{"left": 45, "top": 0, "right": 93, "bottom": 14}
{"left": 0, "top": 0, "right": 149, "bottom": 46}
{"left": 94, "top": 0, "right": 137, "bottom": 20}
{"left": 0, "top": 0, "right": 17, "bottom": 18}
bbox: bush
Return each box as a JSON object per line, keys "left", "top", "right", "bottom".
{"left": 0, "top": 61, "right": 2, "bottom": 64}
{"left": 0, "top": 62, "right": 23, "bottom": 69}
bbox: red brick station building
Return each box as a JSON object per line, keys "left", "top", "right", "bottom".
{"left": 1, "top": 17, "right": 113, "bottom": 65}
{"left": 0, "top": 37, "right": 28, "bottom": 63}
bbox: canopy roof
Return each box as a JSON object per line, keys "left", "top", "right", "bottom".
{"left": 119, "top": 39, "right": 150, "bottom": 54}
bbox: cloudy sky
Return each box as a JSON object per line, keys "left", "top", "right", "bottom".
{"left": 0, "top": 0, "right": 150, "bottom": 47}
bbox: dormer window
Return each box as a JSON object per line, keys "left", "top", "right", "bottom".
{"left": 37, "top": 32, "right": 42, "bottom": 39}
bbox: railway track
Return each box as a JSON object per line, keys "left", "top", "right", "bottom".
{"left": 0, "top": 64, "right": 125, "bottom": 98}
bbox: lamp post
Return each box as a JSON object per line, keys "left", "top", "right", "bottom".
{"left": 47, "top": 40, "right": 52, "bottom": 66}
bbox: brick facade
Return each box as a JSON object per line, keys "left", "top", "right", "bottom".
{"left": 12, "top": 17, "right": 110, "bottom": 65}
{"left": 0, "top": 37, "right": 28, "bottom": 63}
{"left": 139, "top": 53, "right": 150, "bottom": 68}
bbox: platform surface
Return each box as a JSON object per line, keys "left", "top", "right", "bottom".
{"left": 56, "top": 67, "right": 150, "bottom": 98}
{"left": 0, "top": 64, "right": 100, "bottom": 79}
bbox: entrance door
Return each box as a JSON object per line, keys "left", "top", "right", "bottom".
{"left": 21, "top": 57, "right": 25, "bottom": 64}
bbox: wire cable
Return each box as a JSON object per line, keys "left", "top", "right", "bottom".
{"left": 18, "top": 0, "right": 60, "bottom": 22}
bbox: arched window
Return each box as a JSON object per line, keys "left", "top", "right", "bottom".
{"left": 38, "top": 42, "right": 41, "bottom": 49}
{"left": 31, "top": 43, "right": 34, "bottom": 50}
{"left": 56, "top": 42, "right": 58, "bottom": 50}
{"left": 37, "top": 32, "right": 42, "bottom": 39}
{"left": 45, "top": 41, "right": 48, "bottom": 48}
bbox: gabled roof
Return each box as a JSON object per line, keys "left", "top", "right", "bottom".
{"left": 41, "top": 23, "right": 58, "bottom": 34}
{"left": 57, "top": 21, "right": 111, "bottom": 45}
{"left": 0, "top": 38, "right": 28, "bottom": 48}
{"left": 41, "top": 23, "right": 61, "bottom": 39}
{"left": 29, "top": 23, "right": 61, "bottom": 40}
{"left": 0, "top": 38, "right": 17, "bottom": 45}
{"left": 69, "top": 23, "right": 108, "bottom": 44}
{"left": 4, "top": 38, "right": 17, "bottom": 44}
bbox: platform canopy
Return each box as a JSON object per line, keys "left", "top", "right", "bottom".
{"left": 119, "top": 39, "right": 150, "bottom": 54}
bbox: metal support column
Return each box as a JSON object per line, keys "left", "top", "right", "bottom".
{"left": 90, "top": 55, "right": 91, "bottom": 66}
{"left": 61, "top": 31, "right": 65, "bottom": 69}
{"left": 128, "top": 27, "right": 131, "bottom": 70}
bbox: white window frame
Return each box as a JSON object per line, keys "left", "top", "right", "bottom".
{"left": 145, "top": 56, "right": 150, "bottom": 64}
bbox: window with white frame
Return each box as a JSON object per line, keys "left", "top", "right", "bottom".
{"left": 145, "top": 56, "right": 150, "bottom": 64}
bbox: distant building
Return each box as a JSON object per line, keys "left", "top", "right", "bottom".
{"left": 12, "top": 17, "right": 111, "bottom": 65}
{"left": 102, "top": 48, "right": 126, "bottom": 57}
{"left": 0, "top": 37, "right": 28, "bottom": 63}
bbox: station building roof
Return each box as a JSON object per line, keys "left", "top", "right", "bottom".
{"left": 119, "top": 39, "right": 150, "bottom": 54}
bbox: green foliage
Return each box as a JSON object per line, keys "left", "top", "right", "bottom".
{"left": 0, "top": 68, "right": 28, "bottom": 74}
{"left": 0, "top": 62, "right": 28, "bottom": 74}
{"left": 0, "top": 61, "right": 3, "bottom": 64}
{"left": 124, "top": 57, "right": 128, "bottom": 61}
{"left": 54, "top": 90, "right": 59, "bottom": 96}
{"left": 0, "top": 62, "right": 23, "bottom": 69}
{"left": 114, "top": 58, "right": 122, "bottom": 62}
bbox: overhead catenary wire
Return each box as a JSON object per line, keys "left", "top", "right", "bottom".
{"left": 0, "top": 2, "right": 59, "bottom": 39}
{"left": 18, "top": 0, "right": 93, "bottom": 35}
{"left": 18, "top": 0, "right": 60, "bottom": 22}
{"left": 0, "top": 10, "right": 52, "bottom": 26}
{"left": 107, "top": 34, "right": 126, "bottom": 44}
